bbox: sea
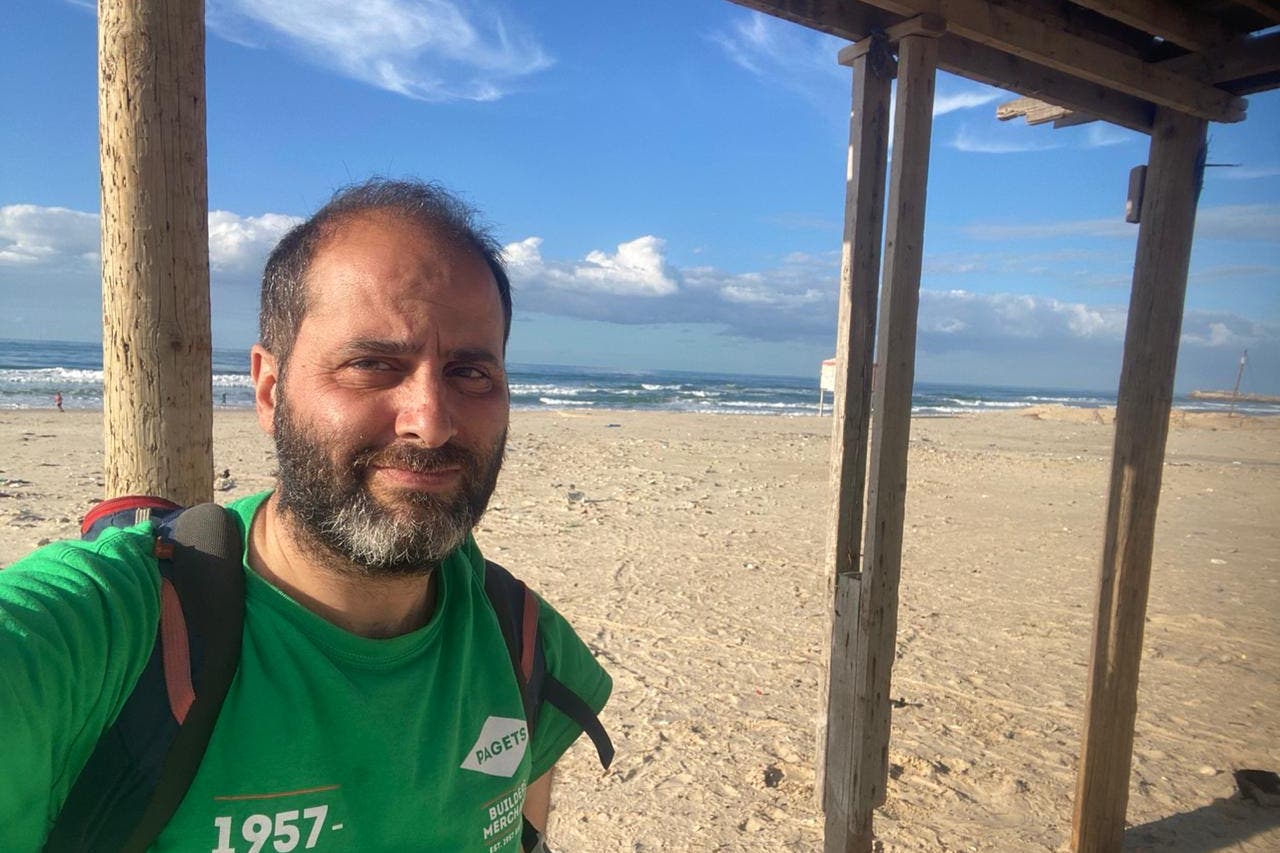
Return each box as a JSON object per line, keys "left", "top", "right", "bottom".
{"left": 3, "top": 338, "right": 1277, "bottom": 417}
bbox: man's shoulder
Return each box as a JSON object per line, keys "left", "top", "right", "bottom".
{"left": 3, "top": 518, "right": 161, "bottom": 596}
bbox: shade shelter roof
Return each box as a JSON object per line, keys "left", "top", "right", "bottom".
{"left": 720, "top": 3, "right": 1280, "bottom": 852}
{"left": 729, "top": 0, "right": 1280, "bottom": 130}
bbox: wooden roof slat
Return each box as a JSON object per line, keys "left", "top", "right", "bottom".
{"left": 1053, "top": 110, "right": 1098, "bottom": 128}
{"left": 936, "top": 33, "right": 1155, "bottom": 132}
{"left": 1160, "top": 30, "right": 1280, "bottom": 95}
{"left": 731, "top": 1, "right": 1156, "bottom": 131}
{"left": 726, "top": 0, "right": 903, "bottom": 39}
{"left": 1064, "top": 0, "right": 1239, "bottom": 53}
{"left": 1225, "top": 0, "right": 1280, "bottom": 25}
{"left": 874, "top": 0, "right": 1246, "bottom": 122}
{"left": 996, "top": 95, "right": 1077, "bottom": 125}
{"left": 734, "top": 1, "right": 1276, "bottom": 131}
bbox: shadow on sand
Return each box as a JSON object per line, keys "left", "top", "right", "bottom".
{"left": 1124, "top": 795, "right": 1280, "bottom": 851}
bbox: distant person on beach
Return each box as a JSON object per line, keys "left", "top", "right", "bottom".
{"left": 53, "top": 391, "right": 63, "bottom": 412}
{"left": 0, "top": 179, "right": 612, "bottom": 851}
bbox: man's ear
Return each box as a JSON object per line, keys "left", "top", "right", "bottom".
{"left": 250, "top": 344, "right": 279, "bottom": 436}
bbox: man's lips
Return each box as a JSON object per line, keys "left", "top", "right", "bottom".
{"left": 370, "top": 465, "right": 462, "bottom": 488}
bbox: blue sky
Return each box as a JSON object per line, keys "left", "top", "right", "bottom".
{"left": 2, "top": 0, "right": 1278, "bottom": 393}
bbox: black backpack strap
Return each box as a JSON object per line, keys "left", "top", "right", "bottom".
{"left": 522, "top": 817, "right": 551, "bottom": 853}
{"left": 44, "top": 503, "right": 244, "bottom": 853}
{"left": 541, "top": 674, "right": 615, "bottom": 770}
{"left": 483, "top": 560, "right": 541, "bottom": 730}
{"left": 482, "top": 560, "right": 614, "bottom": 853}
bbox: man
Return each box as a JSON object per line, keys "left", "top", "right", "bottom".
{"left": 0, "top": 179, "right": 612, "bottom": 851}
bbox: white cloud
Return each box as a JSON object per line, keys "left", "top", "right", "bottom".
{"left": 962, "top": 217, "right": 1134, "bottom": 240}
{"left": 919, "top": 290, "right": 1117, "bottom": 353}
{"left": 921, "top": 290, "right": 1128, "bottom": 343}
{"left": 209, "top": 211, "right": 301, "bottom": 273}
{"left": 950, "top": 125, "right": 1060, "bottom": 154}
{"left": 1194, "top": 204, "right": 1280, "bottom": 242}
{"left": 505, "top": 234, "right": 838, "bottom": 340}
{"left": 0, "top": 205, "right": 99, "bottom": 266}
{"left": 206, "top": 0, "right": 552, "bottom": 102}
{"left": 1082, "top": 123, "right": 1139, "bottom": 148}
{"left": 709, "top": 11, "right": 845, "bottom": 105}
{"left": 961, "top": 204, "right": 1280, "bottom": 244}
{"left": 1210, "top": 165, "right": 1280, "bottom": 180}
{"left": 506, "top": 235, "right": 680, "bottom": 297}
{"left": 6, "top": 202, "right": 1273, "bottom": 367}
{"left": 579, "top": 237, "right": 679, "bottom": 297}
{"left": 916, "top": 290, "right": 1279, "bottom": 365}
{"left": 933, "top": 87, "right": 1003, "bottom": 117}
{"left": 1, "top": 205, "right": 299, "bottom": 275}
{"left": 1180, "top": 313, "right": 1278, "bottom": 349}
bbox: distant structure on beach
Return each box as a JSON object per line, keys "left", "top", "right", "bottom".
{"left": 818, "top": 358, "right": 878, "bottom": 415}
{"left": 818, "top": 358, "right": 836, "bottom": 415}
{"left": 1190, "top": 350, "right": 1279, "bottom": 409}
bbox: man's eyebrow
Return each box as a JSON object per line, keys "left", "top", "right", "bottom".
{"left": 449, "top": 347, "right": 503, "bottom": 367}
{"left": 337, "top": 340, "right": 502, "bottom": 366}
{"left": 337, "top": 339, "right": 418, "bottom": 357}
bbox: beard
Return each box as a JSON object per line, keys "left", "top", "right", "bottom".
{"left": 272, "top": 391, "right": 505, "bottom": 577}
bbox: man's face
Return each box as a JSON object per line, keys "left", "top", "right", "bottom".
{"left": 253, "top": 211, "right": 510, "bottom": 575}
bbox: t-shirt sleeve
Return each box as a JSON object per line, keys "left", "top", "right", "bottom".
{"left": 528, "top": 595, "right": 612, "bottom": 780}
{"left": 0, "top": 531, "right": 161, "bottom": 850}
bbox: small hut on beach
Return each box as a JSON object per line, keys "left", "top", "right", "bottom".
{"left": 96, "top": 1, "right": 1279, "bottom": 850}
{"left": 722, "top": 2, "right": 1279, "bottom": 850}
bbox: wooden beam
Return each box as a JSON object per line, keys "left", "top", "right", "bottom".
{"left": 1226, "top": 0, "right": 1280, "bottom": 25}
{"left": 1065, "top": 0, "right": 1237, "bottom": 53}
{"left": 835, "top": 12, "right": 945, "bottom": 63}
{"left": 996, "top": 96, "right": 1077, "bottom": 126}
{"left": 879, "top": 0, "right": 1245, "bottom": 122}
{"left": 1160, "top": 31, "right": 1280, "bottom": 94}
{"left": 1071, "top": 106, "right": 1208, "bottom": 853}
{"left": 99, "top": 0, "right": 214, "bottom": 506}
{"left": 733, "top": 0, "right": 1158, "bottom": 132}
{"left": 937, "top": 34, "right": 1155, "bottom": 133}
{"left": 725, "top": 0, "right": 897, "bottom": 40}
{"left": 1053, "top": 111, "right": 1099, "bottom": 129}
{"left": 842, "top": 27, "right": 938, "bottom": 853}
{"left": 819, "top": 30, "right": 893, "bottom": 849}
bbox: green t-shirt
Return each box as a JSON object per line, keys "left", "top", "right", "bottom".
{"left": 0, "top": 491, "right": 611, "bottom": 852}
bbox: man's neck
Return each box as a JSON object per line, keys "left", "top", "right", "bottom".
{"left": 247, "top": 494, "right": 438, "bottom": 639}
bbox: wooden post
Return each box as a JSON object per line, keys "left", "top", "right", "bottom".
{"left": 99, "top": 0, "right": 213, "bottom": 505}
{"left": 824, "top": 19, "right": 939, "bottom": 853}
{"left": 819, "top": 29, "right": 893, "bottom": 839}
{"left": 1071, "top": 107, "right": 1207, "bottom": 852}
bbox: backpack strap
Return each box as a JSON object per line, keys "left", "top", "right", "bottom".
{"left": 44, "top": 503, "right": 244, "bottom": 853}
{"left": 482, "top": 560, "right": 614, "bottom": 853}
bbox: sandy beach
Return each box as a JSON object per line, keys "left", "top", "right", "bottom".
{"left": 2, "top": 407, "right": 1277, "bottom": 851}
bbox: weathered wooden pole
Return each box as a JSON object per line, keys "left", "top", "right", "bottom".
{"left": 823, "top": 17, "right": 940, "bottom": 853}
{"left": 819, "top": 28, "right": 893, "bottom": 845}
{"left": 99, "top": 0, "right": 213, "bottom": 505}
{"left": 1071, "top": 106, "right": 1207, "bottom": 852}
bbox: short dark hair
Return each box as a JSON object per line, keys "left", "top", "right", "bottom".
{"left": 259, "top": 178, "right": 512, "bottom": 368}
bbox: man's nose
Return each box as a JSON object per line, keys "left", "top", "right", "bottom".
{"left": 394, "top": 372, "right": 457, "bottom": 448}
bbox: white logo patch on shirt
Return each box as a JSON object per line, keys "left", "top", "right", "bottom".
{"left": 462, "top": 716, "right": 529, "bottom": 778}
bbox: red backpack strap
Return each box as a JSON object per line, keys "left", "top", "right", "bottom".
{"left": 45, "top": 503, "right": 244, "bottom": 853}
{"left": 81, "top": 495, "right": 183, "bottom": 539}
{"left": 481, "top": 560, "right": 613, "bottom": 770}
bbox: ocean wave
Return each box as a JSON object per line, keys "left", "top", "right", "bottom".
{"left": 511, "top": 384, "right": 594, "bottom": 396}
{"left": 536, "top": 397, "right": 595, "bottom": 407}
{"left": 0, "top": 367, "right": 104, "bottom": 384}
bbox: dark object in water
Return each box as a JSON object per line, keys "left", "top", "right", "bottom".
{"left": 1234, "top": 769, "right": 1280, "bottom": 806}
